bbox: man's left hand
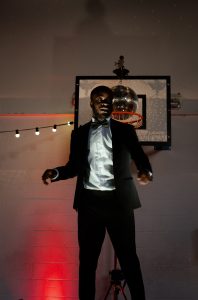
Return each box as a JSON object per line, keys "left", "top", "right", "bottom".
{"left": 137, "top": 172, "right": 153, "bottom": 185}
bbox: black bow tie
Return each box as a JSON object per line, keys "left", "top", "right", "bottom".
{"left": 91, "top": 119, "right": 109, "bottom": 128}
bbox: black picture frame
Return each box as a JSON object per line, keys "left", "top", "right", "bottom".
{"left": 74, "top": 75, "right": 171, "bottom": 150}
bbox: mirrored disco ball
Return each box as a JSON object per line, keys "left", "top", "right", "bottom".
{"left": 112, "top": 85, "right": 138, "bottom": 121}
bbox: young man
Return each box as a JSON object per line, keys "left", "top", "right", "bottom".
{"left": 42, "top": 85, "right": 153, "bottom": 300}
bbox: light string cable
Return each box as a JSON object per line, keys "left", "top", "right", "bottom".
{"left": 0, "top": 121, "right": 74, "bottom": 137}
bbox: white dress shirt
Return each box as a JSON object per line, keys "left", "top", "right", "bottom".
{"left": 83, "top": 118, "right": 115, "bottom": 190}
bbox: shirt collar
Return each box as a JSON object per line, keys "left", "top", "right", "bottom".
{"left": 91, "top": 116, "right": 111, "bottom": 123}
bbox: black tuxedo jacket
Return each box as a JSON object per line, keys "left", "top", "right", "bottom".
{"left": 53, "top": 118, "right": 152, "bottom": 211}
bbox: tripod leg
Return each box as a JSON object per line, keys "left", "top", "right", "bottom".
{"left": 113, "top": 283, "right": 128, "bottom": 300}
{"left": 104, "top": 283, "right": 113, "bottom": 300}
{"left": 113, "top": 285, "right": 120, "bottom": 300}
{"left": 120, "top": 285, "right": 128, "bottom": 300}
{"left": 123, "top": 280, "right": 127, "bottom": 289}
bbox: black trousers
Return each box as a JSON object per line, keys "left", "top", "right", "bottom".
{"left": 78, "top": 189, "right": 145, "bottom": 300}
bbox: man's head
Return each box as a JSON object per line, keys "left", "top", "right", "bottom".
{"left": 90, "top": 85, "right": 113, "bottom": 121}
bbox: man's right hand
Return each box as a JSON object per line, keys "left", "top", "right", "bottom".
{"left": 42, "top": 169, "right": 57, "bottom": 185}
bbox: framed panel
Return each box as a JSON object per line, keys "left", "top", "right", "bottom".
{"left": 74, "top": 76, "right": 171, "bottom": 149}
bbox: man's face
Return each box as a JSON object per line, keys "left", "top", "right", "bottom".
{"left": 90, "top": 92, "right": 113, "bottom": 121}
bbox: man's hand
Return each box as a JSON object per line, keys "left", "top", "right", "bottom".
{"left": 137, "top": 171, "right": 153, "bottom": 186}
{"left": 42, "top": 169, "right": 57, "bottom": 185}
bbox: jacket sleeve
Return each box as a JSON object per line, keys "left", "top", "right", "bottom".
{"left": 127, "top": 125, "right": 153, "bottom": 175}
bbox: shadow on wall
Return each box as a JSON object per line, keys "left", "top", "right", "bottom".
{"left": 51, "top": 0, "right": 126, "bottom": 107}
{"left": 52, "top": 0, "right": 115, "bottom": 97}
{"left": 75, "top": 0, "right": 112, "bottom": 36}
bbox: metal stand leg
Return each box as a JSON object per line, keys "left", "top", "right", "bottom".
{"left": 103, "top": 254, "right": 128, "bottom": 300}
{"left": 103, "top": 271, "right": 127, "bottom": 300}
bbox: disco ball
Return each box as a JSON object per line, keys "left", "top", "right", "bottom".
{"left": 112, "top": 85, "right": 138, "bottom": 121}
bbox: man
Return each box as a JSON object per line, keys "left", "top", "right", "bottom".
{"left": 42, "top": 85, "right": 153, "bottom": 300}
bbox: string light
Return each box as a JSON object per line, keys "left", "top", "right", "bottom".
{"left": 52, "top": 124, "right": 57, "bottom": 132}
{"left": 15, "top": 129, "right": 20, "bottom": 138}
{"left": 0, "top": 121, "right": 74, "bottom": 137}
{"left": 35, "top": 127, "right": 40, "bottom": 136}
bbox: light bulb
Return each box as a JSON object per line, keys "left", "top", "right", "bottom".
{"left": 35, "top": 127, "right": 40, "bottom": 135}
{"left": 52, "top": 125, "right": 57, "bottom": 132}
{"left": 15, "top": 130, "right": 20, "bottom": 138}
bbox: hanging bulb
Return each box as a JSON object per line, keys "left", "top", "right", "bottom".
{"left": 52, "top": 124, "right": 57, "bottom": 132}
{"left": 67, "top": 121, "right": 71, "bottom": 126}
{"left": 15, "top": 129, "right": 20, "bottom": 138}
{"left": 35, "top": 127, "right": 40, "bottom": 135}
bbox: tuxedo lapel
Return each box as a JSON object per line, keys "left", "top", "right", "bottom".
{"left": 110, "top": 118, "right": 121, "bottom": 161}
{"left": 79, "top": 122, "right": 91, "bottom": 155}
